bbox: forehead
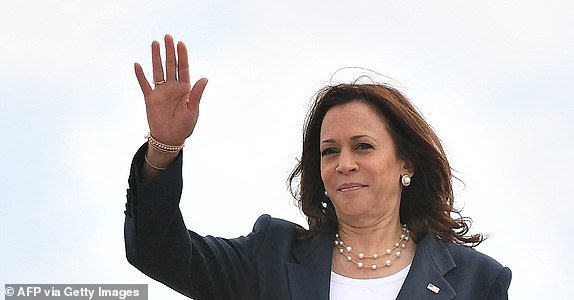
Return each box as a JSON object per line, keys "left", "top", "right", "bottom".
{"left": 320, "top": 102, "right": 388, "bottom": 138}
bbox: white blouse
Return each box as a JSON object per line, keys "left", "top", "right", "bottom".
{"left": 329, "top": 264, "right": 411, "bottom": 300}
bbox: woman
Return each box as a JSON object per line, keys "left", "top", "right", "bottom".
{"left": 124, "top": 35, "right": 511, "bottom": 300}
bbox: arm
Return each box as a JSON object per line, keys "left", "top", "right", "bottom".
{"left": 126, "top": 35, "right": 251, "bottom": 298}
{"left": 125, "top": 144, "right": 191, "bottom": 294}
{"left": 125, "top": 147, "right": 272, "bottom": 299}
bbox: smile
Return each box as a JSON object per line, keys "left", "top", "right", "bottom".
{"left": 337, "top": 183, "right": 367, "bottom": 192}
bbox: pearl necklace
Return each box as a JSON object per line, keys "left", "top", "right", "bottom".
{"left": 334, "top": 225, "right": 410, "bottom": 270}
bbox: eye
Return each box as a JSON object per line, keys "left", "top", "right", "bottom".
{"left": 321, "top": 147, "right": 338, "bottom": 157}
{"left": 355, "top": 143, "right": 374, "bottom": 150}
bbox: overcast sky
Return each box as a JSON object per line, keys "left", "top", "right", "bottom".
{"left": 1, "top": 0, "right": 573, "bottom": 299}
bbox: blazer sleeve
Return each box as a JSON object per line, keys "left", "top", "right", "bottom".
{"left": 123, "top": 144, "right": 270, "bottom": 299}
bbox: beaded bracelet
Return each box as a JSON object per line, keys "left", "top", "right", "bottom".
{"left": 145, "top": 132, "right": 185, "bottom": 153}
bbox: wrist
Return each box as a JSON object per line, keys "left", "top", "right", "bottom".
{"left": 145, "top": 132, "right": 185, "bottom": 153}
{"left": 144, "top": 146, "right": 179, "bottom": 170}
{"left": 143, "top": 132, "right": 183, "bottom": 172}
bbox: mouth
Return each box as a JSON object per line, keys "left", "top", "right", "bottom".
{"left": 337, "top": 183, "right": 367, "bottom": 193}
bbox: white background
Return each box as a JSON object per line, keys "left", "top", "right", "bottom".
{"left": 1, "top": 0, "right": 573, "bottom": 299}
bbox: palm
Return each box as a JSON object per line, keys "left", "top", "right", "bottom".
{"left": 134, "top": 35, "right": 208, "bottom": 146}
{"left": 145, "top": 80, "right": 197, "bottom": 144}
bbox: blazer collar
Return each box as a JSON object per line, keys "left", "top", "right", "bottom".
{"left": 284, "top": 232, "right": 458, "bottom": 300}
{"left": 285, "top": 233, "right": 334, "bottom": 300}
{"left": 396, "top": 234, "right": 457, "bottom": 300}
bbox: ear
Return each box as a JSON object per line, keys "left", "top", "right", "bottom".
{"left": 401, "top": 160, "right": 415, "bottom": 177}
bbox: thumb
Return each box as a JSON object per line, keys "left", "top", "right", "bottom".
{"left": 188, "top": 78, "right": 208, "bottom": 108}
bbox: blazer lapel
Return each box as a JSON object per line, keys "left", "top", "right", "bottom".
{"left": 397, "top": 234, "right": 457, "bottom": 300}
{"left": 285, "top": 233, "right": 334, "bottom": 300}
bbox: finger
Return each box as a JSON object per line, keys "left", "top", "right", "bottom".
{"left": 134, "top": 63, "right": 152, "bottom": 96}
{"left": 164, "top": 34, "right": 177, "bottom": 81}
{"left": 177, "top": 41, "right": 190, "bottom": 84}
{"left": 188, "top": 78, "right": 208, "bottom": 109}
{"left": 151, "top": 40, "right": 164, "bottom": 83}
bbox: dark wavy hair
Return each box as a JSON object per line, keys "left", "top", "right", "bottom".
{"left": 288, "top": 82, "right": 484, "bottom": 247}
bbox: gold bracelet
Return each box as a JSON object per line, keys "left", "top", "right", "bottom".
{"left": 145, "top": 132, "right": 185, "bottom": 153}
{"left": 144, "top": 154, "right": 168, "bottom": 171}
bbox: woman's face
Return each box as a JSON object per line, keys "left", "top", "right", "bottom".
{"left": 320, "top": 101, "right": 411, "bottom": 226}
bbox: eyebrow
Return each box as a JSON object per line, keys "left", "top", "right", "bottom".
{"left": 320, "top": 134, "right": 372, "bottom": 144}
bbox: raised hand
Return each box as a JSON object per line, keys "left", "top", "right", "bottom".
{"left": 134, "top": 34, "right": 208, "bottom": 146}
{"left": 134, "top": 35, "right": 208, "bottom": 180}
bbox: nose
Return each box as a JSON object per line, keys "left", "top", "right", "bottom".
{"left": 335, "top": 149, "right": 358, "bottom": 174}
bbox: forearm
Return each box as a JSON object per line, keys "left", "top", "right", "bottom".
{"left": 125, "top": 144, "right": 194, "bottom": 295}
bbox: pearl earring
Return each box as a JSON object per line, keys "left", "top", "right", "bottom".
{"left": 401, "top": 174, "right": 411, "bottom": 187}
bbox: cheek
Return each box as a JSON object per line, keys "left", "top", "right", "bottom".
{"left": 320, "top": 163, "right": 329, "bottom": 184}
{"left": 320, "top": 161, "right": 335, "bottom": 188}
{"left": 371, "top": 159, "right": 403, "bottom": 188}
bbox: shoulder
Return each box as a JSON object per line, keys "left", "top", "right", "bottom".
{"left": 417, "top": 234, "right": 506, "bottom": 272}
{"left": 417, "top": 234, "right": 511, "bottom": 298}
{"left": 446, "top": 241, "right": 512, "bottom": 298}
{"left": 252, "top": 214, "right": 301, "bottom": 232}
{"left": 246, "top": 214, "right": 302, "bottom": 255}
{"left": 444, "top": 240, "right": 504, "bottom": 272}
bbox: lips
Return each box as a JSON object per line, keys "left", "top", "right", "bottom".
{"left": 337, "top": 183, "right": 367, "bottom": 192}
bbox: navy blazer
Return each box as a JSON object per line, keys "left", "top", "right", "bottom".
{"left": 125, "top": 145, "right": 511, "bottom": 299}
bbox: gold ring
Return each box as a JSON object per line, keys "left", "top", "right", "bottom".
{"left": 153, "top": 79, "right": 166, "bottom": 85}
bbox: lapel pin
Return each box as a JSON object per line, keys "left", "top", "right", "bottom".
{"left": 427, "top": 283, "right": 441, "bottom": 294}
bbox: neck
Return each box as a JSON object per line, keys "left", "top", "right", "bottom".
{"left": 337, "top": 216, "right": 404, "bottom": 254}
